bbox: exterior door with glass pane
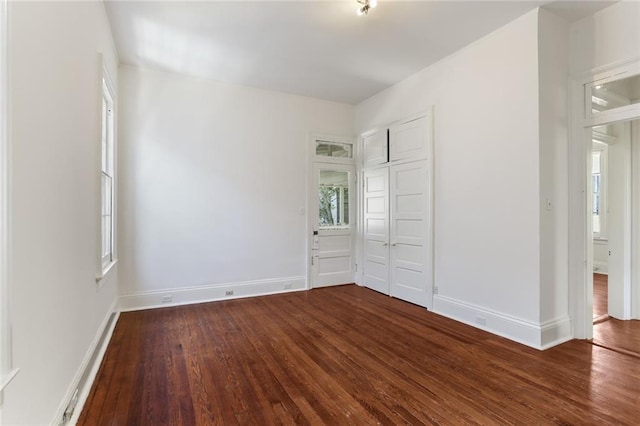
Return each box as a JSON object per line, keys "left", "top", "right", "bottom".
{"left": 311, "top": 163, "right": 356, "bottom": 287}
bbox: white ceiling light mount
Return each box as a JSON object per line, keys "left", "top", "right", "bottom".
{"left": 357, "top": 0, "right": 377, "bottom": 16}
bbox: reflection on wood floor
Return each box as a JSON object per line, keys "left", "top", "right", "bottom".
{"left": 592, "top": 273, "right": 640, "bottom": 358}
{"left": 593, "top": 273, "right": 608, "bottom": 319}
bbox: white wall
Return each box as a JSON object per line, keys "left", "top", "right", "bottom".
{"left": 570, "top": 1, "right": 640, "bottom": 75}
{"left": 3, "top": 1, "right": 119, "bottom": 424}
{"left": 118, "top": 66, "right": 354, "bottom": 308}
{"left": 357, "top": 10, "right": 546, "bottom": 347}
{"left": 593, "top": 239, "right": 609, "bottom": 274}
{"left": 537, "top": 9, "right": 570, "bottom": 340}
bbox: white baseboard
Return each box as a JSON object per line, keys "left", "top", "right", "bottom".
{"left": 540, "top": 316, "right": 573, "bottom": 349}
{"left": 432, "top": 295, "right": 572, "bottom": 350}
{"left": 52, "top": 297, "right": 120, "bottom": 425}
{"left": 119, "top": 276, "right": 307, "bottom": 312}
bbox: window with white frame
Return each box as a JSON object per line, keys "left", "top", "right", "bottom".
{"left": 315, "top": 140, "right": 353, "bottom": 158}
{"left": 101, "top": 78, "right": 115, "bottom": 270}
{"left": 592, "top": 142, "right": 607, "bottom": 239}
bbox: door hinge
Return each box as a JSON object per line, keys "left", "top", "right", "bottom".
{"left": 311, "top": 256, "right": 315, "bottom": 266}
{"left": 354, "top": 263, "right": 358, "bottom": 272}
{"left": 433, "top": 286, "right": 438, "bottom": 295}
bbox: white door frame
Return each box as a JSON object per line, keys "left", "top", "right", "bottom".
{"left": 569, "top": 58, "right": 640, "bottom": 339}
{"left": 307, "top": 133, "right": 356, "bottom": 289}
{"left": 632, "top": 119, "right": 640, "bottom": 322}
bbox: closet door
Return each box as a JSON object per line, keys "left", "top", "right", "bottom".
{"left": 362, "top": 128, "right": 388, "bottom": 167}
{"left": 389, "top": 116, "right": 429, "bottom": 162}
{"left": 389, "top": 160, "right": 432, "bottom": 309}
{"left": 362, "top": 167, "right": 389, "bottom": 294}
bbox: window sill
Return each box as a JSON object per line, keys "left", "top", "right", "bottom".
{"left": 96, "top": 259, "right": 118, "bottom": 287}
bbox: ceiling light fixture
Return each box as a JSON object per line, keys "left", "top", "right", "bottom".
{"left": 357, "top": 0, "right": 377, "bottom": 16}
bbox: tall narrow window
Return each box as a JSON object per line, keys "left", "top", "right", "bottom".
{"left": 592, "top": 151, "right": 601, "bottom": 234}
{"left": 591, "top": 141, "right": 607, "bottom": 239}
{"left": 101, "top": 78, "right": 115, "bottom": 270}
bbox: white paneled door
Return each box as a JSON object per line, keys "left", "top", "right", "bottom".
{"left": 311, "top": 163, "right": 356, "bottom": 287}
{"left": 362, "top": 161, "right": 432, "bottom": 308}
{"left": 362, "top": 128, "right": 388, "bottom": 167}
{"left": 389, "top": 116, "right": 429, "bottom": 162}
{"left": 363, "top": 167, "right": 390, "bottom": 294}
{"left": 389, "top": 160, "right": 432, "bottom": 309}
{"left": 361, "top": 110, "right": 433, "bottom": 307}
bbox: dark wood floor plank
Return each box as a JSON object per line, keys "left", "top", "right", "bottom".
{"left": 271, "top": 291, "right": 498, "bottom": 424}
{"left": 228, "top": 297, "right": 379, "bottom": 425}
{"left": 592, "top": 273, "right": 640, "bottom": 357}
{"left": 187, "top": 304, "right": 241, "bottom": 425}
{"left": 225, "top": 307, "right": 313, "bottom": 425}
{"left": 593, "top": 273, "right": 608, "bottom": 318}
{"left": 255, "top": 295, "right": 428, "bottom": 424}
{"left": 309, "top": 288, "right": 579, "bottom": 424}
{"left": 79, "top": 285, "right": 640, "bottom": 425}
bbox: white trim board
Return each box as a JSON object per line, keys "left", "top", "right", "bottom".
{"left": 119, "top": 276, "right": 307, "bottom": 312}
{"left": 433, "top": 295, "right": 572, "bottom": 350}
{"left": 539, "top": 316, "right": 573, "bottom": 350}
{"left": 52, "top": 297, "right": 120, "bottom": 425}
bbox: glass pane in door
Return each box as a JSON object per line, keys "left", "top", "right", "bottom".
{"left": 318, "top": 170, "right": 349, "bottom": 229}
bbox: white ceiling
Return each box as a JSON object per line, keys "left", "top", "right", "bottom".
{"left": 105, "top": 0, "right": 616, "bottom": 105}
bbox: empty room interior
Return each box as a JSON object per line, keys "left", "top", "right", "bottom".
{"left": 1, "top": 0, "right": 640, "bottom": 424}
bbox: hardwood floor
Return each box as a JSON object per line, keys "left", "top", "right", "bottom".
{"left": 593, "top": 318, "right": 640, "bottom": 358}
{"left": 79, "top": 285, "right": 640, "bottom": 425}
{"left": 592, "top": 273, "right": 608, "bottom": 319}
{"left": 592, "top": 273, "right": 640, "bottom": 357}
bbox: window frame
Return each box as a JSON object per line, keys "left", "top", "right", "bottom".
{"left": 315, "top": 140, "right": 353, "bottom": 159}
{"left": 97, "top": 61, "right": 117, "bottom": 283}
{"left": 310, "top": 135, "right": 356, "bottom": 232}
{"left": 591, "top": 141, "right": 608, "bottom": 240}
{"left": 582, "top": 62, "right": 640, "bottom": 127}
{"left": 101, "top": 80, "right": 114, "bottom": 267}
{"left": 318, "top": 171, "right": 350, "bottom": 229}
{"left": 309, "top": 133, "right": 356, "bottom": 166}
